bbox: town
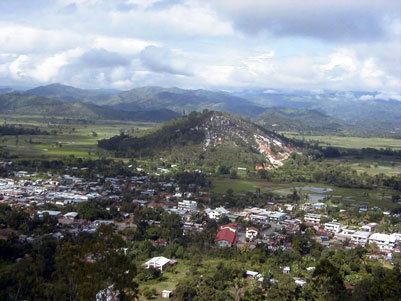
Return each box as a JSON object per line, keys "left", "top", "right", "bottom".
{"left": 1, "top": 160, "right": 400, "bottom": 300}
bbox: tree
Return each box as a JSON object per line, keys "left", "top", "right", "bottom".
{"left": 311, "top": 258, "right": 346, "bottom": 301}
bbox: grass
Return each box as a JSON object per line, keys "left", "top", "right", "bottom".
{"left": 210, "top": 177, "right": 400, "bottom": 211}
{"left": 0, "top": 115, "right": 156, "bottom": 159}
{"left": 137, "top": 258, "right": 259, "bottom": 300}
{"left": 283, "top": 133, "right": 401, "bottom": 150}
{"left": 138, "top": 261, "right": 190, "bottom": 300}
{"left": 327, "top": 157, "right": 401, "bottom": 176}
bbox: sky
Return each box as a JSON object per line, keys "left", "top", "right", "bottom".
{"left": 0, "top": 0, "right": 400, "bottom": 99}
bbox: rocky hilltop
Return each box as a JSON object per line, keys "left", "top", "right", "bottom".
{"left": 99, "top": 110, "right": 295, "bottom": 169}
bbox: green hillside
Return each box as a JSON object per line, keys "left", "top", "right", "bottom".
{"left": 98, "top": 110, "right": 295, "bottom": 169}
{"left": 0, "top": 93, "right": 179, "bottom": 122}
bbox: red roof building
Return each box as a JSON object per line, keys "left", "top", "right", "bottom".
{"left": 215, "top": 228, "right": 238, "bottom": 247}
{"left": 220, "top": 223, "right": 238, "bottom": 233}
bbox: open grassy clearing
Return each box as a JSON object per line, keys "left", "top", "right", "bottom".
{"left": 327, "top": 156, "right": 401, "bottom": 176}
{"left": 210, "top": 177, "right": 400, "bottom": 211}
{"left": 137, "top": 258, "right": 263, "bottom": 300}
{"left": 138, "top": 261, "right": 190, "bottom": 300}
{"left": 283, "top": 133, "right": 401, "bottom": 150}
{"left": 0, "top": 115, "right": 156, "bottom": 159}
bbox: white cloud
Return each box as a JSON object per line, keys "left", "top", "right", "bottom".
{"left": 93, "top": 36, "right": 158, "bottom": 55}
{"left": 0, "top": 23, "right": 84, "bottom": 53}
{"left": 0, "top": 0, "right": 400, "bottom": 99}
{"left": 30, "top": 48, "right": 84, "bottom": 82}
{"left": 109, "top": 0, "right": 234, "bottom": 38}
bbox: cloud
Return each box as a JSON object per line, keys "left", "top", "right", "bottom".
{"left": 212, "top": 0, "right": 401, "bottom": 42}
{"left": 0, "top": 0, "right": 400, "bottom": 99}
{"left": 0, "top": 23, "right": 84, "bottom": 53}
{"left": 78, "top": 48, "right": 130, "bottom": 68}
{"left": 359, "top": 95, "right": 374, "bottom": 101}
{"left": 140, "top": 46, "right": 192, "bottom": 76}
{"left": 93, "top": 36, "right": 157, "bottom": 55}
{"left": 109, "top": 0, "right": 234, "bottom": 38}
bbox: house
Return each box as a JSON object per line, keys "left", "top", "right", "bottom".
{"left": 205, "top": 206, "right": 229, "bottom": 220}
{"left": 369, "top": 233, "right": 397, "bottom": 251}
{"left": 268, "top": 211, "right": 287, "bottom": 222}
{"left": 304, "top": 213, "right": 322, "bottom": 224}
{"left": 361, "top": 223, "right": 377, "bottom": 233}
{"left": 246, "top": 270, "right": 264, "bottom": 281}
{"left": 215, "top": 224, "right": 238, "bottom": 247}
{"left": 144, "top": 256, "right": 175, "bottom": 271}
{"left": 283, "top": 266, "right": 291, "bottom": 274}
{"left": 351, "top": 231, "right": 370, "bottom": 245}
{"left": 177, "top": 200, "right": 197, "bottom": 212}
{"left": 324, "top": 222, "right": 342, "bottom": 233}
{"left": 294, "top": 278, "right": 307, "bottom": 287}
{"left": 246, "top": 227, "right": 259, "bottom": 241}
{"left": 220, "top": 223, "right": 237, "bottom": 233}
{"left": 37, "top": 210, "right": 62, "bottom": 218}
{"left": 161, "top": 290, "right": 173, "bottom": 299}
{"left": 313, "top": 202, "right": 326, "bottom": 210}
{"left": 64, "top": 212, "right": 78, "bottom": 220}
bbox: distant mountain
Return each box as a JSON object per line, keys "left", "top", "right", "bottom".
{"left": 0, "top": 93, "right": 179, "bottom": 122}
{"left": 19, "top": 84, "right": 401, "bottom": 137}
{"left": 257, "top": 107, "right": 344, "bottom": 133}
{"left": 24, "top": 84, "right": 265, "bottom": 118}
{"left": 98, "top": 110, "right": 295, "bottom": 169}
{"left": 24, "top": 83, "right": 121, "bottom": 103}
{"left": 103, "top": 86, "right": 265, "bottom": 118}
{"left": 235, "top": 89, "right": 401, "bottom": 137}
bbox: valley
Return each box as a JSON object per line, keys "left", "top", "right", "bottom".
{"left": 0, "top": 85, "right": 400, "bottom": 301}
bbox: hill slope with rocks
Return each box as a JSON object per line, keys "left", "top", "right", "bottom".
{"left": 98, "top": 110, "right": 296, "bottom": 169}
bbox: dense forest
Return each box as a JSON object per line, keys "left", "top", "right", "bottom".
{"left": 0, "top": 125, "right": 48, "bottom": 136}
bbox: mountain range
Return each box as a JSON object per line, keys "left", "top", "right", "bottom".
{"left": 0, "top": 93, "right": 179, "bottom": 122}
{"left": 0, "top": 83, "right": 399, "bottom": 136}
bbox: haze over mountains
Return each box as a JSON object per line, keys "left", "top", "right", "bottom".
{"left": 0, "top": 83, "right": 400, "bottom": 136}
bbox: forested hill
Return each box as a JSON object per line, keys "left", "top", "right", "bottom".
{"left": 0, "top": 93, "right": 180, "bottom": 122}
{"left": 23, "top": 84, "right": 265, "bottom": 118}
{"left": 98, "top": 110, "right": 296, "bottom": 169}
{"left": 257, "top": 107, "right": 344, "bottom": 134}
{"left": 24, "top": 83, "right": 119, "bottom": 103}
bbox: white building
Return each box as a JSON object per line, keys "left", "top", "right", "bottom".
{"left": 144, "top": 256, "right": 174, "bottom": 271}
{"left": 351, "top": 231, "right": 371, "bottom": 245}
{"left": 64, "top": 212, "right": 78, "bottom": 219}
{"left": 313, "top": 202, "right": 326, "bottom": 210}
{"left": 361, "top": 223, "right": 377, "bottom": 233}
{"left": 246, "top": 227, "right": 259, "bottom": 240}
{"left": 177, "top": 200, "right": 197, "bottom": 212}
{"left": 206, "top": 206, "right": 229, "bottom": 220}
{"left": 324, "top": 222, "right": 342, "bottom": 233}
{"left": 304, "top": 213, "right": 322, "bottom": 224}
{"left": 369, "top": 233, "right": 397, "bottom": 251}
{"left": 268, "top": 211, "right": 288, "bottom": 222}
{"left": 37, "top": 210, "right": 62, "bottom": 218}
{"left": 161, "top": 290, "right": 173, "bottom": 299}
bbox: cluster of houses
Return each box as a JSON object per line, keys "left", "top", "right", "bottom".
{"left": 3, "top": 168, "right": 401, "bottom": 300}
{"left": 2, "top": 169, "right": 401, "bottom": 257}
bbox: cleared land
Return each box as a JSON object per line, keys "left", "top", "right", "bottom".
{"left": 211, "top": 177, "right": 400, "bottom": 211}
{"left": 0, "top": 115, "right": 155, "bottom": 159}
{"left": 328, "top": 157, "right": 401, "bottom": 176}
{"left": 283, "top": 133, "right": 401, "bottom": 150}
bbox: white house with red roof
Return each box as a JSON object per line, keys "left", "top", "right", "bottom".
{"left": 215, "top": 223, "right": 238, "bottom": 247}
{"left": 245, "top": 227, "right": 259, "bottom": 241}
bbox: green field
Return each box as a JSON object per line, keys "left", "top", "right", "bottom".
{"left": 211, "top": 177, "right": 400, "bottom": 210}
{"left": 328, "top": 157, "right": 401, "bottom": 176}
{"left": 0, "top": 115, "right": 155, "bottom": 159}
{"left": 284, "top": 133, "right": 401, "bottom": 150}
